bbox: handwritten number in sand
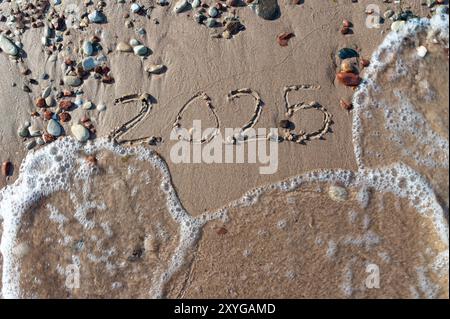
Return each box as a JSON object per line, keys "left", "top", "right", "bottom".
{"left": 173, "top": 92, "right": 220, "bottom": 144}
{"left": 282, "top": 85, "right": 333, "bottom": 143}
{"left": 108, "top": 93, "right": 160, "bottom": 145}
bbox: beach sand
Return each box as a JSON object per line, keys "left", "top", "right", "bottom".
{"left": 0, "top": 0, "right": 448, "bottom": 298}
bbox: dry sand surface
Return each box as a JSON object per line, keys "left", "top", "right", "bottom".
{"left": 0, "top": 0, "right": 448, "bottom": 298}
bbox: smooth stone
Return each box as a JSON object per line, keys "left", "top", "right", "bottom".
{"left": 88, "top": 10, "right": 106, "bottom": 23}
{"left": 191, "top": 0, "right": 201, "bottom": 8}
{"left": 42, "top": 86, "right": 52, "bottom": 99}
{"left": 391, "top": 20, "right": 406, "bottom": 32}
{"left": 71, "top": 124, "right": 90, "bottom": 142}
{"left": 249, "top": 0, "right": 280, "bottom": 21}
{"left": 64, "top": 75, "right": 82, "bottom": 87}
{"left": 129, "top": 38, "right": 141, "bottom": 47}
{"left": 133, "top": 45, "right": 149, "bottom": 56}
{"left": 338, "top": 48, "right": 359, "bottom": 59}
{"left": 18, "top": 126, "right": 29, "bottom": 138}
{"left": 97, "top": 104, "right": 106, "bottom": 112}
{"left": 137, "top": 27, "right": 146, "bottom": 35}
{"left": 116, "top": 42, "right": 133, "bottom": 52}
{"left": 83, "top": 101, "right": 94, "bottom": 110}
{"left": 26, "top": 140, "right": 37, "bottom": 150}
{"left": 131, "top": 3, "right": 141, "bottom": 13}
{"left": 208, "top": 7, "right": 219, "bottom": 18}
{"left": 82, "top": 40, "right": 94, "bottom": 56}
{"left": 29, "top": 126, "right": 43, "bottom": 137}
{"left": 74, "top": 98, "right": 84, "bottom": 108}
{"left": 417, "top": 46, "right": 428, "bottom": 58}
{"left": 205, "top": 18, "right": 217, "bottom": 28}
{"left": 36, "top": 137, "right": 45, "bottom": 145}
{"left": 44, "top": 25, "right": 53, "bottom": 38}
{"left": 47, "top": 119, "right": 62, "bottom": 137}
{"left": 173, "top": 0, "right": 189, "bottom": 14}
{"left": 45, "top": 96, "right": 56, "bottom": 107}
{"left": 82, "top": 57, "right": 97, "bottom": 71}
{"left": 41, "top": 36, "right": 49, "bottom": 46}
{"left": 0, "top": 34, "right": 19, "bottom": 56}
{"left": 194, "top": 13, "right": 206, "bottom": 24}
{"left": 145, "top": 64, "right": 166, "bottom": 74}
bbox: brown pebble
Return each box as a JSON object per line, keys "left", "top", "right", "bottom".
{"left": 58, "top": 112, "right": 71, "bottom": 122}
{"left": 343, "top": 20, "right": 352, "bottom": 28}
{"left": 337, "top": 72, "right": 361, "bottom": 87}
{"left": 360, "top": 58, "right": 370, "bottom": 68}
{"left": 1, "top": 161, "right": 12, "bottom": 177}
{"left": 42, "top": 133, "right": 56, "bottom": 143}
{"left": 43, "top": 110, "right": 53, "bottom": 120}
{"left": 86, "top": 155, "right": 97, "bottom": 165}
{"left": 59, "top": 100, "right": 73, "bottom": 111}
{"left": 35, "top": 97, "right": 46, "bottom": 108}
{"left": 340, "top": 99, "right": 353, "bottom": 111}
{"left": 279, "top": 119, "right": 293, "bottom": 129}
{"left": 277, "top": 32, "right": 295, "bottom": 47}
{"left": 341, "top": 26, "right": 350, "bottom": 34}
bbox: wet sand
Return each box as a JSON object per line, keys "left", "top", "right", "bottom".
{"left": 0, "top": 0, "right": 448, "bottom": 298}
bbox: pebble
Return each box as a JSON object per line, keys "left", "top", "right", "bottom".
{"left": 42, "top": 86, "right": 52, "bottom": 99}
{"left": 82, "top": 101, "right": 94, "bottom": 110}
{"left": 88, "top": 10, "right": 106, "bottom": 24}
{"left": 145, "top": 64, "right": 166, "bottom": 74}
{"left": 26, "top": 140, "right": 37, "bottom": 150}
{"left": 337, "top": 71, "right": 361, "bottom": 87}
{"left": 206, "top": 18, "right": 217, "bottom": 28}
{"left": 208, "top": 7, "right": 219, "bottom": 18}
{"left": 129, "top": 38, "right": 141, "bottom": 47}
{"left": 82, "top": 40, "right": 94, "bottom": 56}
{"left": 192, "top": 0, "right": 201, "bottom": 8}
{"left": 0, "top": 34, "right": 19, "bottom": 56}
{"left": 45, "top": 96, "right": 56, "bottom": 107}
{"left": 131, "top": 3, "right": 142, "bottom": 13}
{"left": 340, "top": 60, "right": 356, "bottom": 73}
{"left": 249, "top": 0, "right": 280, "bottom": 20}
{"left": 279, "top": 120, "right": 292, "bottom": 129}
{"left": 173, "top": 0, "right": 189, "bottom": 14}
{"left": 1, "top": 161, "right": 12, "bottom": 177}
{"left": 64, "top": 75, "right": 82, "bottom": 87}
{"left": 328, "top": 185, "right": 349, "bottom": 202}
{"left": 47, "top": 119, "right": 62, "bottom": 137}
{"left": 97, "top": 103, "right": 107, "bottom": 112}
{"left": 417, "top": 46, "right": 428, "bottom": 58}
{"left": 36, "top": 138, "right": 45, "bottom": 145}
{"left": 29, "top": 126, "right": 43, "bottom": 137}
{"left": 338, "top": 48, "right": 359, "bottom": 60}
{"left": 17, "top": 126, "right": 29, "bottom": 138}
{"left": 82, "top": 57, "right": 97, "bottom": 71}
{"left": 133, "top": 45, "right": 149, "bottom": 56}
{"left": 71, "top": 124, "right": 90, "bottom": 142}
{"left": 116, "top": 42, "right": 133, "bottom": 52}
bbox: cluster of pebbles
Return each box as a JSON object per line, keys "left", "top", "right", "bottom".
{"left": 173, "top": 0, "right": 247, "bottom": 39}
{"left": 335, "top": 0, "right": 449, "bottom": 110}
